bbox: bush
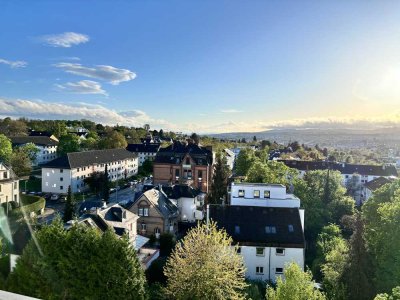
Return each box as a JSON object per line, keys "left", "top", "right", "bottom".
{"left": 159, "top": 232, "right": 175, "bottom": 257}
{"left": 0, "top": 255, "right": 10, "bottom": 278}
{"left": 146, "top": 257, "right": 167, "bottom": 284}
{"left": 10, "top": 195, "right": 45, "bottom": 219}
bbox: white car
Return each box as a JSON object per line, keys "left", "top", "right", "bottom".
{"left": 50, "top": 194, "right": 59, "bottom": 201}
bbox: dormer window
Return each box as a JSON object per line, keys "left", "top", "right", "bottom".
{"left": 265, "top": 226, "right": 277, "bottom": 234}
{"left": 238, "top": 189, "right": 245, "bottom": 197}
{"left": 253, "top": 190, "right": 260, "bottom": 198}
{"left": 264, "top": 190, "right": 270, "bottom": 198}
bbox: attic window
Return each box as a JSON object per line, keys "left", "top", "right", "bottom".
{"left": 264, "top": 190, "right": 270, "bottom": 198}
{"left": 265, "top": 226, "right": 277, "bottom": 234}
{"left": 288, "top": 225, "right": 294, "bottom": 232}
{"left": 234, "top": 225, "right": 240, "bottom": 234}
{"left": 238, "top": 189, "right": 245, "bottom": 197}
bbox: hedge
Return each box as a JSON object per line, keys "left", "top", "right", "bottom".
{"left": 10, "top": 195, "right": 45, "bottom": 218}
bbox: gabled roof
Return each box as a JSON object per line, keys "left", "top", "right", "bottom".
{"left": 11, "top": 136, "right": 59, "bottom": 146}
{"left": 280, "top": 160, "right": 398, "bottom": 177}
{"left": 364, "top": 176, "right": 395, "bottom": 191}
{"left": 41, "top": 148, "right": 137, "bottom": 169}
{"left": 210, "top": 205, "right": 305, "bottom": 248}
{"left": 154, "top": 141, "right": 213, "bottom": 165}
{"left": 130, "top": 188, "right": 179, "bottom": 219}
{"left": 126, "top": 143, "right": 160, "bottom": 153}
{"left": 161, "top": 184, "right": 201, "bottom": 199}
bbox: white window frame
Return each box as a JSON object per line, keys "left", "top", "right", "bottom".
{"left": 256, "top": 266, "right": 264, "bottom": 275}
{"left": 276, "top": 248, "right": 285, "bottom": 256}
{"left": 256, "top": 247, "right": 265, "bottom": 257}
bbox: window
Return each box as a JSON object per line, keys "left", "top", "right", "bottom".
{"left": 60, "top": 186, "right": 64, "bottom": 190}
{"left": 3, "top": 172, "right": 7, "bottom": 179}
{"left": 138, "top": 208, "right": 143, "bottom": 216}
{"left": 256, "top": 247, "right": 265, "bottom": 256}
{"left": 0, "top": 185, "right": 1, "bottom": 192}
{"left": 143, "top": 208, "right": 149, "bottom": 216}
{"left": 155, "top": 228, "right": 160, "bottom": 234}
{"left": 237, "top": 246, "right": 241, "bottom": 254}
{"left": 60, "top": 177, "right": 63, "bottom": 181}
{"left": 14, "top": 182, "right": 17, "bottom": 190}
{"left": 77, "top": 168, "right": 80, "bottom": 172}
{"left": 256, "top": 267, "right": 264, "bottom": 274}
{"left": 60, "top": 169, "right": 63, "bottom": 173}
{"left": 266, "top": 226, "right": 277, "bottom": 234}
{"left": 198, "top": 170, "right": 203, "bottom": 179}
{"left": 254, "top": 190, "right": 260, "bottom": 198}
{"left": 276, "top": 248, "right": 285, "bottom": 255}
{"left": 275, "top": 268, "right": 283, "bottom": 274}
{"left": 264, "top": 190, "right": 270, "bottom": 198}
{"left": 141, "top": 223, "right": 147, "bottom": 231}
{"left": 238, "top": 189, "right": 245, "bottom": 197}
{"left": 234, "top": 225, "right": 240, "bottom": 234}
{"left": 175, "top": 169, "right": 180, "bottom": 177}
{"left": 288, "top": 225, "right": 294, "bottom": 232}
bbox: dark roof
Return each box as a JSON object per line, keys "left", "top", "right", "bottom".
{"left": 29, "top": 130, "right": 53, "bottom": 137}
{"left": 161, "top": 184, "right": 201, "bottom": 199}
{"left": 210, "top": 205, "right": 305, "bottom": 248}
{"left": 364, "top": 177, "right": 395, "bottom": 191}
{"left": 11, "top": 136, "right": 58, "bottom": 146}
{"left": 126, "top": 143, "right": 160, "bottom": 153}
{"left": 279, "top": 160, "right": 398, "bottom": 177}
{"left": 154, "top": 141, "right": 213, "bottom": 165}
{"left": 78, "top": 200, "right": 104, "bottom": 215}
{"left": 42, "top": 148, "right": 137, "bottom": 169}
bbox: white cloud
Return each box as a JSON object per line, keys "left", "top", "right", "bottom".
{"left": 39, "top": 32, "right": 89, "bottom": 48}
{"left": 220, "top": 109, "right": 242, "bottom": 113}
{"left": 0, "top": 98, "right": 175, "bottom": 130}
{"left": 55, "top": 80, "right": 107, "bottom": 95}
{"left": 0, "top": 58, "right": 27, "bottom": 68}
{"left": 54, "top": 62, "right": 136, "bottom": 85}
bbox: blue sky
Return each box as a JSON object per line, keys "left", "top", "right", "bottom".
{"left": 1, "top": 0, "right": 400, "bottom": 133}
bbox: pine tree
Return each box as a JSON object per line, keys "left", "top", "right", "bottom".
{"left": 63, "top": 186, "right": 75, "bottom": 222}
{"left": 208, "top": 154, "right": 230, "bottom": 204}
{"left": 103, "top": 164, "right": 110, "bottom": 203}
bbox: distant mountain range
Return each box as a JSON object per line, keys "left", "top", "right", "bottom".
{"left": 209, "top": 127, "right": 400, "bottom": 149}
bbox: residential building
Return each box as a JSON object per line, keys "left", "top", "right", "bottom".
{"left": 224, "top": 148, "right": 235, "bottom": 170}
{"left": 363, "top": 176, "right": 395, "bottom": 202}
{"left": 127, "top": 188, "right": 179, "bottom": 238}
{"left": 209, "top": 181, "right": 305, "bottom": 282}
{"left": 162, "top": 184, "right": 205, "bottom": 222}
{"left": 153, "top": 141, "right": 213, "bottom": 193}
{"left": 11, "top": 136, "right": 58, "bottom": 165}
{"left": 41, "top": 149, "right": 138, "bottom": 194}
{"left": 279, "top": 160, "right": 398, "bottom": 185}
{"left": 209, "top": 205, "right": 305, "bottom": 282}
{"left": 0, "top": 163, "right": 20, "bottom": 206}
{"left": 126, "top": 143, "right": 161, "bottom": 166}
{"left": 29, "top": 130, "right": 59, "bottom": 142}
{"left": 230, "top": 182, "right": 301, "bottom": 209}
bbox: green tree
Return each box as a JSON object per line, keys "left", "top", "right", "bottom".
{"left": 190, "top": 133, "right": 200, "bottom": 144}
{"left": 102, "top": 165, "right": 110, "bottom": 203}
{"left": 363, "top": 180, "right": 400, "bottom": 293}
{"left": 98, "top": 130, "right": 127, "bottom": 149}
{"left": 374, "top": 287, "right": 400, "bottom": 300}
{"left": 63, "top": 186, "right": 75, "bottom": 223}
{"left": 10, "top": 148, "right": 32, "bottom": 177}
{"left": 246, "top": 161, "right": 298, "bottom": 186}
{"left": 164, "top": 222, "right": 248, "bottom": 300}
{"left": 0, "top": 134, "right": 12, "bottom": 163}
{"left": 57, "top": 134, "right": 80, "bottom": 155}
{"left": 159, "top": 232, "right": 175, "bottom": 257}
{"left": 235, "top": 148, "right": 257, "bottom": 176}
{"left": 140, "top": 159, "right": 153, "bottom": 176}
{"left": 208, "top": 154, "right": 230, "bottom": 204}
{"left": 7, "top": 219, "right": 146, "bottom": 299}
{"left": 84, "top": 171, "right": 106, "bottom": 195}
{"left": 266, "top": 262, "right": 326, "bottom": 300}
{"left": 19, "top": 143, "right": 40, "bottom": 163}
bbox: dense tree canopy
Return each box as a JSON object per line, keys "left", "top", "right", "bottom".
{"left": 164, "top": 222, "right": 247, "bottom": 300}
{"left": 7, "top": 220, "right": 146, "bottom": 300}
{"left": 0, "top": 134, "right": 12, "bottom": 163}
{"left": 208, "top": 154, "right": 230, "bottom": 204}
{"left": 57, "top": 134, "right": 80, "bottom": 155}
{"left": 98, "top": 130, "right": 127, "bottom": 149}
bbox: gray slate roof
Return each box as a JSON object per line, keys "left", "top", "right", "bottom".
{"left": 126, "top": 143, "right": 160, "bottom": 153}
{"left": 11, "top": 136, "right": 58, "bottom": 146}
{"left": 161, "top": 184, "right": 201, "bottom": 199}
{"left": 42, "top": 148, "right": 137, "bottom": 169}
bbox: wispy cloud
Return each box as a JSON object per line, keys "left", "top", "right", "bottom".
{"left": 55, "top": 80, "right": 107, "bottom": 96}
{"left": 39, "top": 32, "right": 89, "bottom": 48}
{"left": 0, "top": 98, "right": 176, "bottom": 130}
{"left": 0, "top": 58, "right": 27, "bottom": 68}
{"left": 220, "top": 109, "right": 242, "bottom": 113}
{"left": 54, "top": 62, "right": 136, "bottom": 85}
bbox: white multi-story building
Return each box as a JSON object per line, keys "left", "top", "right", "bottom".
{"left": 41, "top": 149, "right": 138, "bottom": 194}
{"left": 0, "top": 163, "right": 20, "bottom": 206}
{"left": 127, "top": 143, "right": 160, "bottom": 166}
{"left": 11, "top": 136, "right": 58, "bottom": 166}
{"left": 210, "top": 182, "right": 305, "bottom": 282}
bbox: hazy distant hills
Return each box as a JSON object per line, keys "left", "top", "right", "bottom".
{"left": 209, "top": 127, "right": 400, "bottom": 149}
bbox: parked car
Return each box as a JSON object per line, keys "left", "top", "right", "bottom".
{"left": 50, "top": 194, "right": 59, "bottom": 201}
{"left": 109, "top": 188, "right": 116, "bottom": 194}
{"left": 59, "top": 195, "right": 67, "bottom": 202}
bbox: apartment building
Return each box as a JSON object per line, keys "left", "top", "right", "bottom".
{"left": 126, "top": 143, "right": 161, "bottom": 166}
{"left": 11, "top": 136, "right": 58, "bottom": 165}
{"left": 41, "top": 149, "right": 138, "bottom": 194}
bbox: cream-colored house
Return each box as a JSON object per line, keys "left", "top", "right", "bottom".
{"left": 0, "top": 163, "right": 20, "bottom": 206}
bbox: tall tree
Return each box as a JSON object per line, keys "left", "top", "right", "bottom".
{"left": 10, "top": 148, "right": 32, "bottom": 177}
{"left": 63, "top": 186, "right": 75, "bottom": 223}
{"left": 19, "top": 143, "right": 40, "bottom": 163}
{"left": 0, "top": 134, "right": 12, "bottom": 163}
{"left": 208, "top": 154, "right": 230, "bottom": 204}
{"left": 98, "top": 130, "right": 127, "bottom": 149}
{"left": 7, "top": 219, "right": 146, "bottom": 299}
{"left": 57, "top": 134, "right": 80, "bottom": 155}
{"left": 235, "top": 148, "right": 257, "bottom": 176}
{"left": 164, "top": 222, "right": 248, "bottom": 300}
{"left": 266, "top": 262, "right": 326, "bottom": 300}
{"left": 190, "top": 132, "right": 200, "bottom": 144}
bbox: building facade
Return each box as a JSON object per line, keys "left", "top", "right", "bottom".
{"left": 126, "top": 143, "right": 161, "bottom": 166}
{"left": 0, "top": 163, "right": 20, "bottom": 206}
{"left": 41, "top": 149, "right": 138, "bottom": 194}
{"left": 11, "top": 136, "right": 58, "bottom": 165}
{"left": 153, "top": 141, "right": 213, "bottom": 193}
